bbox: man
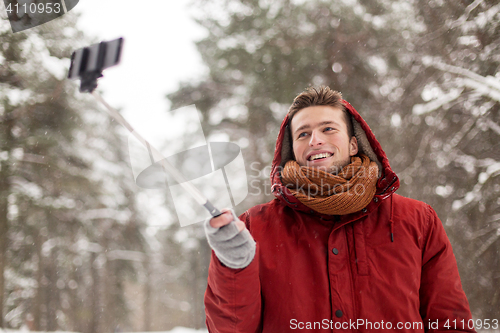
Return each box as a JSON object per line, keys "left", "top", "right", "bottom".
{"left": 204, "top": 86, "right": 475, "bottom": 332}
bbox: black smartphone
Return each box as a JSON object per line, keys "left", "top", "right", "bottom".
{"left": 68, "top": 37, "right": 123, "bottom": 92}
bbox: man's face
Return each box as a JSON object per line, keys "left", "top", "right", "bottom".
{"left": 290, "top": 106, "right": 358, "bottom": 173}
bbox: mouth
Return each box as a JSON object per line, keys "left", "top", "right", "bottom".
{"left": 307, "top": 152, "right": 333, "bottom": 162}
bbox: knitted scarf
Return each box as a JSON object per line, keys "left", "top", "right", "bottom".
{"left": 281, "top": 154, "right": 379, "bottom": 215}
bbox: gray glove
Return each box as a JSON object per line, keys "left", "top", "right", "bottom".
{"left": 204, "top": 212, "right": 256, "bottom": 269}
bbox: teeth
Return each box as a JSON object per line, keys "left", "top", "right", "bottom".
{"left": 309, "top": 153, "right": 332, "bottom": 161}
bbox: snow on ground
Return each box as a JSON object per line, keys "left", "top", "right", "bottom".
{"left": 0, "top": 328, "right": 208, "bottom": 333}
{"left": 162, "top": 328, "right": 208, "bottom": 333}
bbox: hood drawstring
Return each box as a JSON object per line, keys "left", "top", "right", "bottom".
{"left": 389, "top": 195, "right": 394, "bottom": 242}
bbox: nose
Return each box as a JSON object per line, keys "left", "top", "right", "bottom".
{"left": 309, "top": 130, "right": 324, "bottom": 146}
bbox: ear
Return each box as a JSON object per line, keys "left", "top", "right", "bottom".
{"left": 349, "top": 136, "right": 358, "bottom": 156}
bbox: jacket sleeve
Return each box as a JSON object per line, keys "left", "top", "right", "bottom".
{"left": 419, "top": 205, "right": 476, "bottom": 333}
{"left": 204, "top": 213, "right": 262, "bottom": 333}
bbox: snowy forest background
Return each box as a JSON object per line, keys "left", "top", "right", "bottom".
{"left": 1, "top": 0, "right": 499, "bottom": 331}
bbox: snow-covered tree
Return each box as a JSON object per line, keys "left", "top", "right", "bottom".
{"left": 166, "top": 0, "right": 500, "bottom": 320}
{"left": 0, "top": 11, "right": 148, "bottom": 331}
{"left": 398, "top": 0, "right": 500, "bottom": 318}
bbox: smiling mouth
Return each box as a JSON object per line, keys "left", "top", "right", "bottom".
{"left": 308, "top": 152, "right": 333, "bottom": 161}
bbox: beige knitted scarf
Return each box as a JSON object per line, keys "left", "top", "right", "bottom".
{"left": 281, "top": 154, "right": 379, "bottom": 215}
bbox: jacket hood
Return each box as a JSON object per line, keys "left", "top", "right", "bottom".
{"left": 270, "top": 99, "right": 400, "bottom": 219}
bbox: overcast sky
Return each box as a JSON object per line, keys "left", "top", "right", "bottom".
{"left": 74, "top": 0, "right": 207, "bottom": 149}
{"left": 73, "top": 1, "right": 209, "bottom": 228}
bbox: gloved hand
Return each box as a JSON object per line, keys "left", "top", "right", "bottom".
{"left": 204, "top": 209, "right": 256, "bottom": 269}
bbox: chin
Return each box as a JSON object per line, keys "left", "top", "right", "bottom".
{"left": 305, "top": 163, "right": 332, "bottom": 173}
{"left": 330, "top": 160, "right": 352, "bottom": 174}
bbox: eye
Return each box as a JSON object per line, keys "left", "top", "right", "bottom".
{"left": 324, "top": 127, "right": 335, "bottom": 132}
{"left": 297, "top": 132, "right": 308, "bottom": 138}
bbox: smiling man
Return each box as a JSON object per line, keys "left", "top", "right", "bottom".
{"left": 290, "top": 99, "right": 358, "bottom": 173}
{"left": 203, "top": 86, "right": 475, "bottom": 332}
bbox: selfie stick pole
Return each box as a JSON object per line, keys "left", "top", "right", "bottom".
{"left": 91, "top": 91, "right": 223, "bottom": 218}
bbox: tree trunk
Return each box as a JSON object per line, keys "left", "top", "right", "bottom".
{"left": 143, "top": 258, "right": 151, "bottom": 332}
{"left": 102, "top": 234, "right": 112, "bottom": 333}
{"left": 46, "top": 244, "right": 58, "bottom": 331}
{"left": 191, "top": 245, "right": 209, "bottom": 330}
{"left": 0, "top": 165, "right": 8, "bottom": 329}
{"left": 88, "top": 252, "right": 99, "bottom": 333}
{"left": 0, "top": 119, "right": 13, "bottom": 329}
{"left": 33, "top": 231, "right": 43, "bottom": 330}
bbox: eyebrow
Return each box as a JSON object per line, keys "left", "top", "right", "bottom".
{"left": 293, "top": 120, "right": 340, "bottom": 135}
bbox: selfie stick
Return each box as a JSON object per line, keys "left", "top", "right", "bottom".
{"left": 68, "top": 38, "right": 223, "bottom": 218}
{"left": 91, "top": 92, "right": 222, "bottom": 217}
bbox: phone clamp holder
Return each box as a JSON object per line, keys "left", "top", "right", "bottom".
{"left": 67, "top": 38, "right": 123, "bottom": 93}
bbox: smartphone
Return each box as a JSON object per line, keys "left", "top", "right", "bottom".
{"left": 68, "top": 37, "right": 123, "bottom": 92}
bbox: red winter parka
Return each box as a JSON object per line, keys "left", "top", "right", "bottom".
{"left": 205, "top": 100, "right": 475, "bottom": 333}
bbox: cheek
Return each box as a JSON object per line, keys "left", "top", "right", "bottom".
{"left": 333, "top": 136, "right": 349, "bottom": 148}
{"left": 292, "top": 142, "right": 302, "bottom": 159}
